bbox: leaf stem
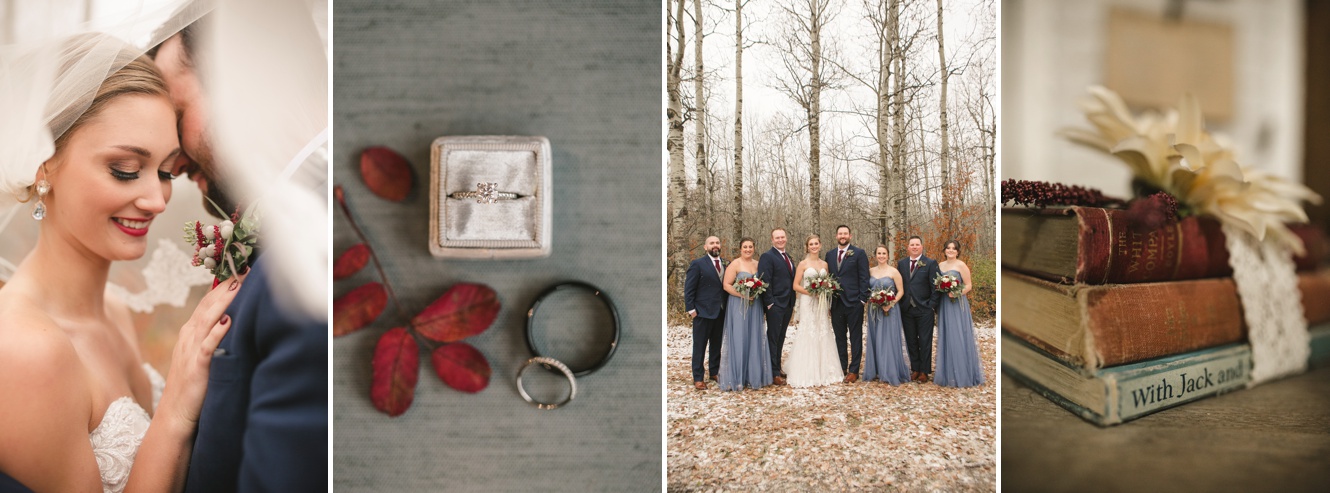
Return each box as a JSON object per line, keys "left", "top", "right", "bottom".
{"left": 335, "top": 185, "right": 411, "bottom": 321}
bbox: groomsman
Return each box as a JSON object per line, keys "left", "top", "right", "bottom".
{"left": 684, "top": 236, "right": 727, "bottom": 390}
{"left": 757, "top": 228, "right": 795, "bottom": 385}
{"left": 826, "top": 225, "right": 871, "bottom": 383}
{"left": 897, "top": 236, "right": 942, "bottom": 382}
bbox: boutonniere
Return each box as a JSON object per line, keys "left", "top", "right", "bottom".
{"left": 184, "top": 204, "right": 260, "bottom": 286}
{"left": 845, "top": 249, "right": 856, "bottom": 258}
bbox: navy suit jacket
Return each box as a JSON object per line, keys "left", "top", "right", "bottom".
{"left": 898, "top": 255, "right": 942, "bottom": 311}
{"left": 0, "top": 473, "right": 31, "bottom": 493}
{"left": 183, "top": 258, "right": 328, "bottom": 492}
{"left": 756, "top": 248, "right": 795, "bottom": 310}
{"left": 684, "top": 255, "right": 727, "bottom": 319}
{"left": 826, "top": 244, "right": 871, "bottom": 307}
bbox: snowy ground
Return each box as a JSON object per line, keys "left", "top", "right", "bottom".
{"left": 666, "top": 320, "right": 996, "bottom": 492}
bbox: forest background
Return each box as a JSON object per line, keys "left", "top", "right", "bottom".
{"left": 665, "top": 0, "right": 998, "bottom": 324}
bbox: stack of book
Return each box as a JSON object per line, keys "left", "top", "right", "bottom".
{"left": 1001, "top": 206, "right": 1330, "bottom": 425}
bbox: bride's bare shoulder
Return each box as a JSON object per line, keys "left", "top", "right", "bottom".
{"left": 0, "top": 291, "right": 85, "bottom": 391}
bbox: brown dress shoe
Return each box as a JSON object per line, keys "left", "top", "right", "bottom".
{"left": 694, "top": 381, "right": 707, "bottom": 390}
{"left": 842, "top": 373, "right": 857, "bottom": 383}
{"left": 773, "top": 376, "right": 787, "bottom": 386}
{"left": 710, "top": 375, "right": 718, "bottom": 382}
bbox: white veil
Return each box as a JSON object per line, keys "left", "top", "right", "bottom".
{"left": 0, "top": 0, "right": 328, "bottom": 320}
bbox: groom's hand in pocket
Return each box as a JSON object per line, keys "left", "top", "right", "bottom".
{"left": 157, "top": 273, "right": 249, "bottom": 436}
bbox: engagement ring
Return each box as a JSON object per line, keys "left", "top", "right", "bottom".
{"left": 449, "top": 182, "right": 521, "bottom": 203}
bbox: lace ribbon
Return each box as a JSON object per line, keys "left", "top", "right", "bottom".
{"left": 1224, "top": 223, "right": 1309, "bottom": 385}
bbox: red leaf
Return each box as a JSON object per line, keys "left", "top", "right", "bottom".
{"left": 371, "top": 327, "right": 419, "bottom": 417}
{"left": 360, "top": 146, "right": 413, "bottom": 202}
{"left": 333, "top": 282, "right": 387, "bottom": 337}
{"left": 431, "top": 342, "right": 491, "bottom": 393}
{"left": 334, "top": 184, "right": 346, "bottom": 206}
{"left": 334, "top": 243, "right": 371, "bottom": 280}
{"left": 412, "top": 283, "right": 500, "bottom": 343}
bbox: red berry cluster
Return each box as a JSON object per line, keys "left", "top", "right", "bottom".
{"left": 1001, "top": 179, "right": 1126, "bottom": 208}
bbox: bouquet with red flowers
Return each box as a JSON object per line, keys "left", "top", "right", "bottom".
{"left": 933, "top": 273, "right": 963, "bottom": 301}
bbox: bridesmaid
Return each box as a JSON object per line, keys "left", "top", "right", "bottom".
{"left": 716, "top": 237, "right": 774, "bottom": 391}
{"left": 934, "top": 240, "right": 985, "bottom": 388}
{"left": 864, "top": 245, "right": 911, "bottom": 385}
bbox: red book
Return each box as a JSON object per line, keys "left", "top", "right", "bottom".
{"left": 1002, "top": 269, "right": 1330, "bottom": 372}
{"left": 1002, "top": 207, "right": 1326, "bottom": 284}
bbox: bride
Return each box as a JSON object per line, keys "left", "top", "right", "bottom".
{"left": 785, "top": 234, "right": 844, "bottom": 387}
{"left": 0, "top": 27, "right": 240, "bottom": 493}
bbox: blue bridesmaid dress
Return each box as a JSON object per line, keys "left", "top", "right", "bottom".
{"left": 716, "top": 272, "right": 774, "bottom": 391}
{"left": 933, "top": 270, "right": 985, "bottom": 387}
{"left": 863, "top": 276, "right": 911, "bottom": 385}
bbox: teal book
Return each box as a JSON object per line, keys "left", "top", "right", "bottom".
{"left": 1002, "top": 324, "right": 1330, "bottom": 426}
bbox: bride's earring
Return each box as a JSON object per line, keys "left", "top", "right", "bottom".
{"left": 32, "top": 179, "right": 50, "bottom": 221}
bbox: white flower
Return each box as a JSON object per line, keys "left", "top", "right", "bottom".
{"left": 1063, "top": 87, "right": 1322, "bottom": 254}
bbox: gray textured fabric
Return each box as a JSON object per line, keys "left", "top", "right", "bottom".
{"left": 332, "top": 0, "right": 663, "bottom": 490}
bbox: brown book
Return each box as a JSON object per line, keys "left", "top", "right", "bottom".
{"left": 1001, "top": 269, "right": 1330, "bottom": 373}
{"left": 1002, "top": 207, "right": 1325, "bottom": 284}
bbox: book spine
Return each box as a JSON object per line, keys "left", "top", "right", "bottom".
{"left": 1073, "top": 208, "right": 1324, "bottom": 284}
{"left": 1109, "top": 349, "right": 1251, "bottom": 422}
{"left": 1075, "top": 208, "right": 1229, "bottom": 283}
{"left": 1081, "top": 280, "right": 1246, "bottom": 368}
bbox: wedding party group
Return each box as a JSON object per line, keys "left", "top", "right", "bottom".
{"left": 684, "top": 225, "right": 985, "bottom": 392}
{"left": 0, "top": 1, "right": 327, "bottom": 492}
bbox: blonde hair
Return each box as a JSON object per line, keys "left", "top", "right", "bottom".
{"left": 52, "top": 56, "right": 169, "bottom": 151}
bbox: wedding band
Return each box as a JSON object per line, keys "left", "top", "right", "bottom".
{"left": 449, "top": 182, "right": 521, "bottom": 203}
{"left": 525, "top": 281, "right": 621, "bottom": 377}
{"left": 516, "top": 356, "right": 577, "bottom": 410}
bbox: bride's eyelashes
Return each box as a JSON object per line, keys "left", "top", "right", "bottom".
{"left": 108, "top": 163, "right": 174, "bottom": 182}
{"left": 109, "top": 165, "right": 141, "bottom": 181}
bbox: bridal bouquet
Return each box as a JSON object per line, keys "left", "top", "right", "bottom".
{"left": 933, "top": 273, "right": 962, "bottom": 301}
{"left": 804, "top": 269, "right": 841, "bottom": 298}
{"left": 867, "top": 287, "right": 897, "bottom": 311}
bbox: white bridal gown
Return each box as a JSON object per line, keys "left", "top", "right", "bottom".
{"left": 785, "top": 267, "right": 845, "bottom": 387}
{"left": 89, "top": 364, "right": 164, "bottom": 493}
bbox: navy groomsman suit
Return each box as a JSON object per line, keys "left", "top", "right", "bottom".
{"left": 898, "top": 253, "right": 943, "bottom": 376}
{"left": 0, "top": 473, "right": 31, "bottom": 493}
{"left": 684, "top": 253, "right": 728, "bottom": 383}
{"left": 827, "top": 244, "right": 871, "bottom": 376}
{"left": 184, "top": 258, "right": 328, "bottom": 492}
{"left": 757, "top": 247, "right": 796, "bottom": 376}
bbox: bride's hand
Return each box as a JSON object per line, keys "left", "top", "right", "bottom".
{"left": 156, "top": 274, "right": 247, "bottom": 436}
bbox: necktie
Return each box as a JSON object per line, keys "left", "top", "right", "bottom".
{"left": 782, "top": 251, "right": 792, "bottom": 273}
{"left": 910, "top": 259, "right": 917, "bottom": 273}
{"left": 838, "top": 249, "right": 845, "bottom": 265}
{"left": 713, "top": 258, "right": 722, "bottom": 277}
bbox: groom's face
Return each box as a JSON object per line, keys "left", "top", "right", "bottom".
{"left": 836, "top": 227, "right": 851, "bottom": 246}
{"left": 771, "top": 230, "right": 787, "bottom": 251}
{"left": 705, "top": 236, "right": 721, "bottom": 257}
{"left": 155, "top": 34, "right": 238, "bottom": 220}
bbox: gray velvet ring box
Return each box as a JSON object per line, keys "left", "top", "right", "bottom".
{"left": 429, "top": 136, "right": 552, "bottom": 259}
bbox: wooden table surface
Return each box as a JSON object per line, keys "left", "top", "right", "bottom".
{"left": 1001, "top": 367, "right": 1330, "bottom": 492}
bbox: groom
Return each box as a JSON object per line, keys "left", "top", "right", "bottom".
{"left": 153, "top": 19, "right": 328, "bottom": 492}
{"left": 826, "top": 225, "right": 870, "bottom": 383}
{"left": 898, "top": 236, "right": 942, "bottom": 383}
{"left": 757, "top": 227, "right": 795, "bottom": 386}
{"left": 684, "top": 236, "right": 727, "bottom": 389}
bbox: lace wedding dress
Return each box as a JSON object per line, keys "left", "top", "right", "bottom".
{"left": 785, "top": 268, "right": 845, "bottom": 387}
{"left": 89, "top": 364, "right": 164, "bottom": 493}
